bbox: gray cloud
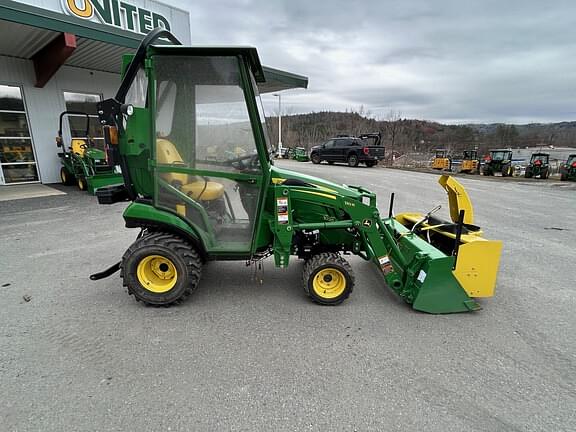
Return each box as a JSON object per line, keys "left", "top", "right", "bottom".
{"left": 172, "top": 0, "right": 575, "bottom": 123}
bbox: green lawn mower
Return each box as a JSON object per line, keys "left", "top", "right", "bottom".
{"left": 56, "top": 111, "right": 123, "bottom": 194}
{"left": 482, "top": 149, "right": 514, "bottom": 177}
{"left": 286, "top": 147, "right": 310, "bottom": 162}
{"left": 524, "top": 153, "right": 550, "bottom": 179}
{"left": 90, "top": 29, "right": 502, "bottom": 314}
{"left": 560, "top": 154, "right": 576, "bottom": 181}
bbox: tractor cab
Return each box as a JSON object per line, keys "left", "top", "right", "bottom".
{"left": 483, "top": 149, "right": 513, "bottom": 177}
{"left": 431, "top": 149, "right": 451, "bottom": 170}
{"left": 525, "top": 153, "right": 550, "bottom": 179}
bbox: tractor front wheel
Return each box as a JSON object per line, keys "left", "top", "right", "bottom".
{"left": 303, "top": 253, "right": 354, "bottom": 305}
{"left": 77, "top": 177, "right": 87, "bottom": 191}
{"left": 60, "top": 167, "right": 75, "bottom": 185}
{"left": 121, "top": 232, "right": 202, "bottom": 306}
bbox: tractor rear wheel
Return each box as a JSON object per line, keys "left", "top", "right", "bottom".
{"left": 561, "top": 173, "right": 568, "bottom": 181}
{"left": 303, "top": 253, "right": 354, "bottom": 305}
{"left": 311, "top": 153, "right": 321, "bottom": 164}
{"left": 347, "top": 154, "right": 359, "bottom": 167}
{"left": 60, "top": 167, "right": 75, "bottom": 185}
{"left": 120, "top": 232, "right": 202, "bottom": 306}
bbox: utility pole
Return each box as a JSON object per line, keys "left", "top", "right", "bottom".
{"left": 274, "top": 93, "right": 282, "bottom": 156}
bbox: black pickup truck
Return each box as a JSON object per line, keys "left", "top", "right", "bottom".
{"left": 310, "top": 133, "right": 385, "bottom": 167}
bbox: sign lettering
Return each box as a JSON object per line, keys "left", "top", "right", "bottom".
{"left": 62, "top": 0, "right": 171, "bottom": 34}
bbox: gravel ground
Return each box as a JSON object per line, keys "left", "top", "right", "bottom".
{"left": 1, "top": 161, "right": 575, "bottom": 432}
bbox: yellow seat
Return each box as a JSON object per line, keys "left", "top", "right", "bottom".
{"left": 156, "top": 138, "right": 224, "bottom": 201}
{"left": 71, "top": 139, "right": 87, "bottom": 156}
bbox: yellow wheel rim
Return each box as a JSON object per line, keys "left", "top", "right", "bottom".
{"left": 312, "top": 268, "right": 346, "bottom": 299}
{"left": 136, "top": 255, "right": 178, "bottom": 293}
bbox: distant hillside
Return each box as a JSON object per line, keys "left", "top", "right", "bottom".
{"left": 266, "top": 111, "right": 576, "bottom": 157}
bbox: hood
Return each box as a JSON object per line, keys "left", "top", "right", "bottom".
{"left": 270, "top": 165, "right": 363, "bottom": 200}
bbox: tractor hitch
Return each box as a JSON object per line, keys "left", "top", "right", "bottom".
{"left": 90, "top": 262, "right": 121, "bottom": 281}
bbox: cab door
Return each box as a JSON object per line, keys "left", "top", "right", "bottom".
{"left": 152, "top": 55, "right": 265, "bottom": 255}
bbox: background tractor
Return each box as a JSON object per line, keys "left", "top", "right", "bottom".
{"left": 459, "top": 150, "right": 480, "bottom": 174}
{"left": 56, "top": 111, "right": 123, "bottom": 193}
{"left": 560, "top": 154, "right": 576, "bottom": 181}
{"left": 524, "top": 153, "right": 550, "bottom": 179}
{"left": 482, "top": 149, "right": 513, "bottom": 176}
{"left": 90, "top": 29, "right": 502, "bottom": 314}
{"left": 431, "top": 149, "right": 451, "bottom": 171}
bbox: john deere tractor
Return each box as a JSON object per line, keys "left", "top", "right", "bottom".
{"left": 560, "top": 154, "right": 576, "bottom": 181}
{"left": 524, "top": 152, "right": 550, "bottom": 179}
{"left": 56, "top": 111, "right": 123, "bottom": 193}
{"left": 482, "top": 149, "right": 513, "bottom": 176}
{"left": 460, "top": 150, "right": 480, "bottom": 174}
{"left": 431, "top": 149, "right": 451, "bottom": 171}
{"left": 90, "top": 29, "right": 502, "bottom": 314}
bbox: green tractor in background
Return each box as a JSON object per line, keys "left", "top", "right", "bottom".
{"left": 482, "top": 149, "right": 514, "bottom": 177}
{"left": 560, "top": 154, "right": 576, "bottom": 181}
{"left": 90, "top": 29, "right": 502, "bottom": 314}
{"left": 284, "top": 147, "right": 310, "bottom": 162}
{"left": 56, "top": 111, "right": 123, "bottom": 194}
{"left": 524, "top": 152, "right": 550, "bottom": 179}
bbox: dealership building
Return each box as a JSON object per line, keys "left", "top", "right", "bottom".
{"left": 0, "top": 0, "right": 305, "bottom": 187}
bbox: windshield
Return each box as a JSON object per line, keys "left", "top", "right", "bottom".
{"left": 250, "top": 73, "right": 273, "bottom": 157}
{"left": 567, "top": 155, "right": 576, "bottom": 164}
{"left": 530, "top": 154, "right": 548, "bottom": 163}
{"left": 491, "top": 151, "right": 509, "bottom": 160}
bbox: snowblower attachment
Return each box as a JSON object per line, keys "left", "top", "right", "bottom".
{"left": 382, "top": 175, "right": 502, "bottom": 313}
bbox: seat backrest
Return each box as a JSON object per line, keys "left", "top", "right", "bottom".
{"left": 156, "top": 138, "right": 188, "bottom": 186}
{"left": 71, "top": 139, "right": 87, "bottom": 156}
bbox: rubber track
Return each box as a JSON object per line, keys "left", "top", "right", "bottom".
{"left": 120, "top": 231, "right": 202, "bottom": 306}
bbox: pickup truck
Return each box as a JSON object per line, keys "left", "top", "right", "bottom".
{"left": 309, "top": 134, "right": 385, "bottom": 167}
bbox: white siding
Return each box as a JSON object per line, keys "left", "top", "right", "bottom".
{"left": 0, "top": 55, "right": 120, "bottom": 184}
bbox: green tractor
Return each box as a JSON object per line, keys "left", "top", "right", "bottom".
{"left": 560, "top": 154, "right": 576, "bottom": 181}
{"left": 56, "top": 111, "right": 124, "bottom": 193}
{"left": 482, "top": 149, "right": 514, "bottom": 177}
{"left": 524, "top": 152, "right": 550, "bottom": 179}
{"left": 284, "top": 147, "right": 310, "bottom": 162}
{"left": 90, "top": 29, "right": 502, "bottom": 314}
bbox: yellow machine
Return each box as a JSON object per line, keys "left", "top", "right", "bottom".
{"left": 431, "top": 149, "right": 451, "bottom": 170}
{"left": 460, "top": 150, "right": 480, "bottom": 174}
{"left": 395, "top": 176, "right": 502, "bottom": 298}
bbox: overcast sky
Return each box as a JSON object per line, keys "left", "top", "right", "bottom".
{"left": 172, "top": 0, "right": 575, "bottom": 124}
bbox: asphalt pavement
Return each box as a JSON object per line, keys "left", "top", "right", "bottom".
{"left": 1, "top": 161, "right": 575, "bottom": 431}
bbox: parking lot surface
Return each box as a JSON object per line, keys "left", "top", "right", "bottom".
{"left": 1, "top": 161, "right": 575, "bottom": 431}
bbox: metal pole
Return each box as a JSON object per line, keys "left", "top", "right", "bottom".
{"left": 274, "top": 93, "right": 282, "bottom": 156}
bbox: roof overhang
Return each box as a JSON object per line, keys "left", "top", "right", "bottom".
{"left": 0, "top": 0, "right": 307, "bottom": 92}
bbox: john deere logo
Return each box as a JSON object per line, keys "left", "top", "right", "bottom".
{"left": 62, "top": 0, "right": 171, "bottom": 34}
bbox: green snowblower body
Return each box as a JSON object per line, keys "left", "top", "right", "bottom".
{"left": 91, "top": 29, "right": 502, "bottom": 314}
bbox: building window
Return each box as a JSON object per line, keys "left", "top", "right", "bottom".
{"left": 63, "top": 92, "right": 104, "bottom": 148}
{"left": 0, "top": 84, "right": 38, "bottom": 184}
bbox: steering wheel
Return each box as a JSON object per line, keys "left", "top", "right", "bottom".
{"left": 228, "top": 153, "right": 260, "bottom": 171}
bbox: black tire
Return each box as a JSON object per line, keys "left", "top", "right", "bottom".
{"left": 525, "top": 170, "right": 532, "bottom": 178}
{"left": 347, "top": 154, "right": 359, "bottom": 167}
{"left": 311, "top": 153, "right": 321, "bottom": 164}
{"left": 365, "top": 161, "right": 377, "bottom": 167}
{"left": 60, "top": 167, "right": 75, "bottom": 185}
{"left": 120, "top": 232, "right": 202, "bottom": 306}
{"left": 501, "top": 164, "right": 512, "bottom": 177}
{"left": 561, "top": 173, "right": 568, "bottom": 181}
{"left": 541, "top": 169, "right": 549, "bottom": 179}
{"left": 77, "top": 177, "right": 87, "bottom": 191}
{"left": 328, "top": 161, "right": 335, "bottom": 165}
{"left": 302, "top": 252, "right": 354, "bottom": 305}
